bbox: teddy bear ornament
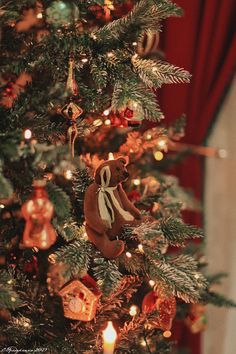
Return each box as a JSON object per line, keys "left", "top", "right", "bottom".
{"left": 84, "top": 157, "right": 142, "bottom": 259}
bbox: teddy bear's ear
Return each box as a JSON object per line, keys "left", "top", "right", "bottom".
{"left": 117, "top": 156, "right": 129, "bottom": 166}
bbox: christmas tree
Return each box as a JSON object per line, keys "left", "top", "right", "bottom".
{"left": 0, "top": 1, "right": 235, "bottom": 353}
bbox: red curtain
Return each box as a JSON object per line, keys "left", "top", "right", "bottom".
{"left": 159, "top": 1, "right": 236, "bottom": 353}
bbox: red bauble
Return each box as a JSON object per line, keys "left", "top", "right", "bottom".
{"left": 21, "top": 180, "right": 57, "bottom": 250}
{"left": 142, "top": 290, "right": 176, "bottom": 332}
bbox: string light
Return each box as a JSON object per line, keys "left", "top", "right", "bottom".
{"left": 149, "top": 280, "right": 155, "bottom": 287}
{"left": 0, "top": 204, "right": 5, "bottom": 209}
{"left": 107, "top": 52, "right": 114, "bottom": 58}
{"left": 129, "top": 305, "right": 138, "bottom": 317}
{"left": 133, "top": 178, "right": 141, "bottom": 186}
{"left": 36, "top": 13, "right": 43, "bottom": 19}
{"left": 126, "top": 252, "right": 132, "bottom": 258}
{"left": 163, "top": 330, "right": 172, "bottom": 338}
{"left": 64, "top": 170, "right": 73, "bottom": 180}
{"left": 81, "top": 58, "right": 88, "bottom": 63}
{"left": 11, "top": 296, "right": 16, "bottom": 302}
{"left": 154, "top": 151, "right": 164, "bottom": 161}
{"left": 104, "top": 119, "right": 111, "bottom": 126}
{"left": 93, "top": 119, "right": 103, "bottom": 127}
{"left": 7, "top": 279, "right": 13, "bottom": 285}
{"left": 132, "top": 42, "right": 138, "bottom": 46}
{"left": 103, "top": 109, "right": 110, "bottom": 116}
{"left": 138, "top": 244, "right": 143, "bottom": 252}
{"left": 140, "top": 339, "right": 147, "bottom": 347}
{"left": 24, "top": 129, "right": 32, "bottom": 140}
{"left": 146, "top": 133, "right": 152, "bottom": 140}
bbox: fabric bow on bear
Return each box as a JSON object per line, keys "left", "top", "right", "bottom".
{"left": 84, "top": 157, "right": 142, "bottom": 259}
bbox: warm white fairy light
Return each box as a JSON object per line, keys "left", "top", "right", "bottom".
{"left": 154, "top": 151, "right": 164, "bottom": 161}
{"left": 133, "top": 178, "right": 141, "bottom": 186}
{"left": 140, "top": 339, "right": 147, "bottom": 347}
{"left": 129, "top": 305, "right": 138, "bottom": 317}
{"left": 157, "top": 138, "right": 167, "bottom": 148}
{"left": 149, "top": 280, "right": 155, "bottom": 287}
{"left": 64, "top": 170, "right": 73, "bottom": 180}
{"left": 81, "top": 58, "right": 88, "bottom": 63}
{"left": 107, "top": 52, "right": 114, "bottom": 58}
{"left": 24, "top": 129, "right": 32, "bottom": 140}
{"left": 11, "top": 296, "right": 16, "bottom": 302}
{"left": 126, "top": 252, "right": 132, "bottom": 258}
{"left": 93, "top": 119, "right": 103, "bottom": 127}
{"left": 104, "top": 119, "right": 111, "bottom": 126}
{"left": 138, "top": 244, "right": 143, "bottom": 252}
{"left": 132, "top": 41, "right": 138, "bottom": 46}
{"left": 7, "top": 279, "right": 13, "bottom": 285}
{"left": 146, "top": 133, "right": 152, "bottom": 140}
{"left": 163, "top": 330, "right": 172, "bottom": 338}
{"left": 103, "top": 109, "right": 110, "bottom": 116}
{"left": 36, "top": 13, "right": 43, "bottom": 19}
{"left": 0, "top": 204, "right": 5, "bottom": 209}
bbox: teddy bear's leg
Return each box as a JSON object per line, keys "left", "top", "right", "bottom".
{"left": 85, "top": 224, "right": 124, "bottom": 259}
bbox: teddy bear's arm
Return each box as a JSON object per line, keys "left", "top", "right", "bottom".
{"left": 84, "top": 183, "right": 109, "bottom": 234}
{"left": 118, "top": 184, "right": 142, "bottom": 219}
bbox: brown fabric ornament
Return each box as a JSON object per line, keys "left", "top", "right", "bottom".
{"left": 84, "top": 157, "right": 142, "bottom": 259}
{"left": 59, "top": 275, "right": 101, "bottom": 321}
{"left": 21, "top": 180, "right": 56, "bottom": 250}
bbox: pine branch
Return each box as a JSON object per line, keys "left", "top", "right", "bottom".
{"left": 0, "top": 270, "right": 22, "bottom": 310}
{"left": 206, "top": 272, "right": 228, "bottom": 285}
{"left": 112, "top": 80, "right": 164, "bottom": 121}
{"left": 201, "top": 291, "right": 236, "bottom": 308}
{"left": 54, "top": 219, "right": 86, "bottom": 242}
{"left": 54, "top": 238, "right": 92, "bottom": 277}
{"left": 132, "top": 56, "right": 190, "bottom": 89}
{"left": 93, "top": 257, "right": 122, "bottom": 297}
{"left": 160, "top": 217, "right": 204, "bottom": 246}
{"left": 46, "top": 182, "right": 72, "bottom": 222}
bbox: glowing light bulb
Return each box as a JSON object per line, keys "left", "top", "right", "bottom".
{"left": 103, "top": 321, "right": 117, "bottom": 354}
{"left": 64, "top": 170, "right": 73, "bottom": 180}
{"left": 36, "top": 13, "right": 43, "bottom": 19}
{"left": 138, "top": 244, "right": 143, "bottom": 252}
{"left": 163, "top": 330, "right": 172, "bottom": 338}
{"left": 11, "top": 297, "right": 16, "bottom": 302}
{"left": 149, "top": 280, "right": 155, "bottom": 287}
{"left": 93, "top": 119, "right": 103, "bottom": 127}
{"left": 103, "top": 109, "right": 110, "bottom": 116}
{"left": 107, "top": 52, "right": 114, "bottom": 58}
{"left": 146, "top": 134, "right": 152, "bottom": 140}
{"left": 132, "top": 42, "right": 138, "bottom": 46}
{"left": 81, "top": 58, "right": 88, "bottom": 63}
{"left": 126, "top": 252, "right": 132, "bottom": 258}
{"left": 24, "top": 129, "right": 32, "bottom": 140}
{"left": 133, "top": 178, "right": 141, "bottom": 186}
{"left": 157, "top": 139, "right": 167, "bottom": 148}
{"left": 104, "top": 119, "right": 111, "bottom": 126}
{"left": 140, "top": 339, "right": 147, "bottom": 347}
{"left": 129, "top": 305, "right": 138, "bottom": 317}
{"left": 154, "top": 151, "right": 164, "bottom": 161}
{"left": 108, "top": 152, "right": 115, "bottom": 160}
{"left": 0, "top": 204, "right": 5, "bottom": 209}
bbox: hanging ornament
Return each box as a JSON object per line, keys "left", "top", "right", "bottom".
{"left": 103, "top": 0, "right": 115, "bottom": 21}
{"left": 185, "top": 303, "right": 207, "bottom": 333}
{"left": 142, "top": 290, "right": 176, "bottom": 336}
{"left": 21, "top": 180, "right": 57, "bottom": 250}
{"left": 61, "top": 55, "right": 83, "bottom": 157}
{"left": 109, "top": 111, "right": 128, "bottom": 128}
{"left": 119, "top": 100, "right": 144, "bottom": 127}
{"left": 59, "top": 274, "right": 101, "bottom": 321}
{"left": 137, "top": 31, "right": 160, "bottom": 56}
{"left": 46, "top": 1, "right": 79, "bottom": 28}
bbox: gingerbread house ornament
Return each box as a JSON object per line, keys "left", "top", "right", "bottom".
{"left": 59, "top": 275, "right": 101, "bottom": 321}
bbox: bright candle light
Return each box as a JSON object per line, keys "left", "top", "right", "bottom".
{"left": 103, "top": 321, "right": 117, "bottom": 354}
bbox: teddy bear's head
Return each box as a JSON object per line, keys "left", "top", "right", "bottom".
{"left": 95, "top": 157, "right": 129, "bottom": 187}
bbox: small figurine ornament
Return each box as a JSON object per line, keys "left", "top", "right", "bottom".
{"left": 21, "top": 180, "right": 56, "bottom": 250}
{"left": 59, "top": 274, "right": 101, "bottom": 321}
{"left": 142, "top": 290, "right": 176, "bottom": 336}
{"left": 84, "top": 157, "right": 142, "bottom": 259}
{"left": 185, "top": 303, "right": 207, "bottom": 333}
